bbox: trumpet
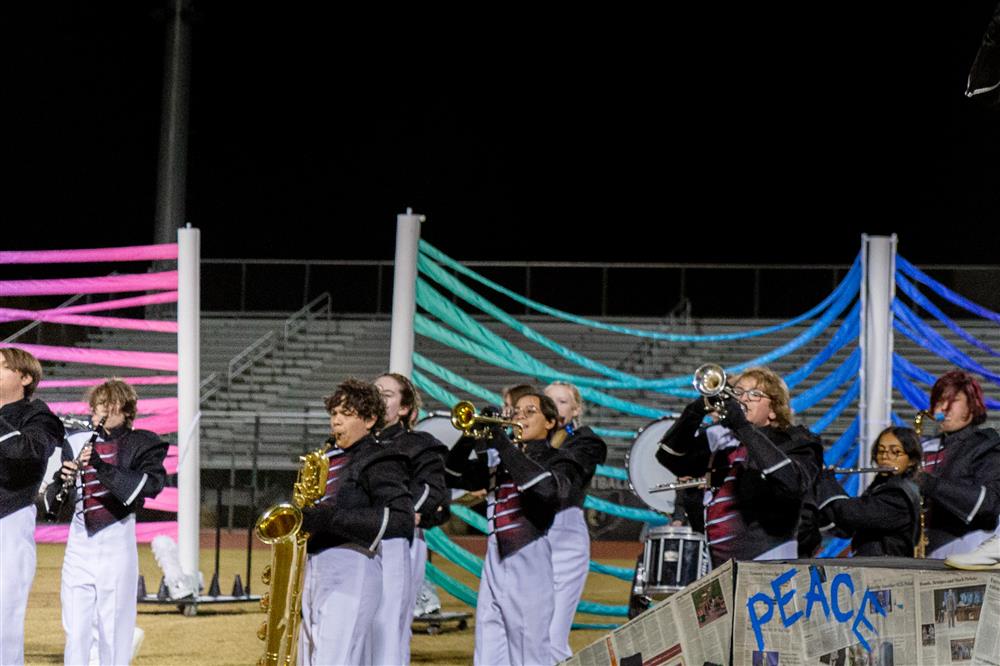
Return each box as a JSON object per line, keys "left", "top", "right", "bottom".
{"left": 826, "top": 465, "right": 897, "bottom": 475}
{"left": 649, "top": 478, "right": 708, "bottom": 493}
{"left": 692, "top": 363, "right": 738, "bottom": 417}
{"left": 450, "top": 401, "right": 523, "bottom": 441}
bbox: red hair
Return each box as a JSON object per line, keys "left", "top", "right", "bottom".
{"left": 930, "top": 370, "right": 987, "bottom": 425}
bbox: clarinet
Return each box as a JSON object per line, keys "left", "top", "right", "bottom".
{"left": 45, "top": 415, "right": 108, "bottom": 521}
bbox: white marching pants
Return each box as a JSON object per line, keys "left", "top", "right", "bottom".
{"left": 548, "top": 507, "right": 590, "bottom": 662}
{"left": 299, "top": 546, "right": 382, "bottom": 666}
{"left": 402, "top": 530, "right": 429, "bottom": 664}
{"left": 0, "top": 505, "right": 37, "bottom": 666}
{"left": 61, "top": 514, "right": 138, "bottom": 666}
{"left": 475, "top": 535, "right": 554, "bottom": 666}
{"left": 371, "top": 537, "right": 412, "bottom": 666}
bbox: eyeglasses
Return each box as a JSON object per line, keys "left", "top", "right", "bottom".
{"left": 875, "top": 446, "right": 906, "bottom": 457}
{"left": 512, "top": 406, "right": 541, "bottom": 419}
{"left": 730, "top": 387, "right": 770, "bottom": 402}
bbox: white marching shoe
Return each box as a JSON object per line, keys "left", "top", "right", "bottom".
{"left": 945, "top": 534, "right": 1000, "bottom": 571}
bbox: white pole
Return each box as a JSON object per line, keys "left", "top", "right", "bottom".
{"left": 177, "top": 225, "right": 201, "bottom": 586}
{"left": 388, "top": 209, "right": 423, "bottom": 377}
{"left": 859, "top": 234, "right": 896, "bottom": 491}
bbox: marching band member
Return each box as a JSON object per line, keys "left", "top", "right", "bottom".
{"left": 655, "top": 367, "right": 823, "bottom": 568}
{"left": 0, "top": 347, "right": 64, "bottom": 665}
{"left": 48, "top": 379, "right": 168, "bottom": 665}
{"left": 917, "top": 370, "right": 1000, "bottom": 564}
{"left": 816, "top": 427, "right": 922, "bottom": 557}
{"left": 446, "top": 392, "right": 583, "bottom": 666}
{"left": 298, "top": 379, "right": 414, "bottom": 666}
{"left": 543, "top": 381, "right": 606, "bottom": 663}
{"left": 373, "top": 373, "right": 449, "bottom": 665}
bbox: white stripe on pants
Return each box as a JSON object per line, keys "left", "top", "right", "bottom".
{"left": 474, "top": 534, "right": 554, "bottom": 666}
{"left": 548, "top": 507, "right": 590, "bottom": 662}
{"left": 1, "top": 505, "right": 37, "bottom": 666}
{"left": 61, "top": 513, "right": 138, "bottom": 666}
{"left": 371, "top": 537, "right": 411, "bottom": 666}
{"left": 403, "top": 530, "right": 428, "bottom": 664}
{"left": 299, "top": 546, "right": 382, "bottom": 666}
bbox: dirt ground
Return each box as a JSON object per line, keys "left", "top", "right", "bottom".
{"left": 24, "top": 539, "right": 634, "bottom": 665}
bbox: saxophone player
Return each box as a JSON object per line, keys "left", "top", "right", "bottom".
{"left": 0, "top": 347, "right": 64, "bottom": 665}
{"left": 918, "top": 370, "right": 1000, "bottom": 566}
{"left": 297, "top": 379, "right": 414, "bottom": 666}
{"left": 47, "top": 378, "right": 167, "bottom": 666}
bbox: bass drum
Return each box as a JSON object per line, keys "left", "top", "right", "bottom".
{"left": 625, "top": 417, "right": 678, "bottom": 515}
{"left": 413, "top": 411, "right": 461, "bottom": 449}
{"left": 413, "top": 412, "right": 468, "bottom": 501}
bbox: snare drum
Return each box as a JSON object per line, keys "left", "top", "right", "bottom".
{"left": 638, "top": 525, "right": 710, "bottom": 595}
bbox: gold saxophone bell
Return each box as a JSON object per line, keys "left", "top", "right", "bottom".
{"left": 450, "top": 400, "right": 524, "bottom": 441}
{"left": 254, "top": 440, "right": 331, "bottom": 666}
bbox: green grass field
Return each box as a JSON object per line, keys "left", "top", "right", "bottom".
{"left": 24, "top": 542, "right": 631, "bottom": 665}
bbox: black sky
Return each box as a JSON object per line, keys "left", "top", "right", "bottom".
{"left": 10, "top": 2, "right": 1000, "bottom": 266}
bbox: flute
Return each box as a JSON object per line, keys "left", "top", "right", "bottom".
{"left": 826, "top": 465, "right": 897, "bottom": 475}
{"left": 649, "top": 478, "right": 709, "bottom": 493}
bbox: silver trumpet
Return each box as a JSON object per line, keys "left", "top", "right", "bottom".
{"left": 649, "top": 478, "right": 709, "bottom": 493}
{"left": 692, "top": 363, "right": 738, "bottom": 417}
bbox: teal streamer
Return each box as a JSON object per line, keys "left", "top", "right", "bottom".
{"left": 420, "top": 240, "right": 861, "bottom": 342}
{"left": 413, "top": 352, "right": 502, "bottom": 405}
{"left": 596, "top": 465, "right": 629, "bottom": 481}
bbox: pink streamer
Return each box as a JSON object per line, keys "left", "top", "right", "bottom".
{"left": 145, "top": 487, "right": 178, "bottom": 512}
{"left": 0, "top": 308, "right": 177, "bottom": 332}
{"left": 135, "top": 413, "right": 178, "bottom": 436}
{"left": 163, "top": 446, "right": 177, "bottom": 474}
{"left": 35, "top": 521, "right": 178, "bottom": 544}
{"left": 0, "top": 244, "right": 178, "bottom": 265}
{"left": 49, "top": 397, "right": 178, "bottom": 415}
{"left": 0, "top": 271, "right": 178, "bottom": 297}
{"left": 51, "top": 292, "right": 179, "bottom": 315}
{"left": 39, "top": 376, "right": 178, "bottom": 388}
{"left": 0, "top": 343, "right": 177, "bottom": 371}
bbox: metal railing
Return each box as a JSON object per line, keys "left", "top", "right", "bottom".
{"left": 201, "top": 258, "right": 1000, "bottom": 318}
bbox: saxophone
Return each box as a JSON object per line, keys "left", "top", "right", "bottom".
{"left": 913, "top": 410, "right": 936, "bottom": 559}
{"left": 254, "top": 438, "right": 333, "bottom": 666}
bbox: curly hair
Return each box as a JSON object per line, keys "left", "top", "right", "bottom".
{"left": 733, "top": 366, "right": 794, "bottom": 428}
{"left": 930, "top": 370, "right": 987, "bottom": 426}
{"left": 323, "top": 378, "right": 386, "bottom": 431}
{"left": 87, "top": 379, "right": 139, "bottom": 427}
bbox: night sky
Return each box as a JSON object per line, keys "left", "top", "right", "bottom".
{"left": 9, "top": 2, "right": 1000, "bottom": 266}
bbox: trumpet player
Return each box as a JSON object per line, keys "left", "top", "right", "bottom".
{"left": 918, "top": 370, "right": 1000, "bottom": 567}
{"left": 0, "top": 347, "right": 64, "bottom": 666}
{"left": 815, "top": 427, "right": 922, "bottom": 557}
{"left": 655, "top": 366, "right": 823, "bottom": 568}
{"left": 298, "top": 379, "right": 414, "bottom": 666}
{"left": 445, "top": 392, "right": 584, "bottom": 666}
{"left": 372, "top": 373, "right": 449, "bottom": 665}
{"left": 46, "top": 378, "right": 167, "bottom": 666}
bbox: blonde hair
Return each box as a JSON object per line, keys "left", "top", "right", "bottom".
{"left": 0, "top": 347, "right": 42, "bottom": 398}
{"left": 87, "top": 379, "right": 139, "bottom": 427}
{"left": 733, "top": 367, "right": 793, "bottom": 428}
{"left": 545, "top": 380, "right": 585, "bottom": 420}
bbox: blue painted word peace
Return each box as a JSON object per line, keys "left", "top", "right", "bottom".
{"left": 747, "top": 567, "right": 887, "bottom": 653}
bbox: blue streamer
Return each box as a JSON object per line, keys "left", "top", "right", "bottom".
{"left": 896, "top": 273, "right": 999, "bottom": 356}
{"left": 892, "top": 301, "right": 1000, "bottom": 384}
{"left": 596, "top": 465, "right": 629, "bottom": 481}
{"left": 811, "top": 378, "right": 860, "bottom": 434}
{"left": 897, "top": 256, "right": 1000, "bottom": 324}
{"left": 823, "top": 416, "right": 860, "bottom": 467}
{"left": 785, "top": 306, "right": 860, "bottom": 389}
{"left": 790, "top": 349, "right": 861, "bottom": 414}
